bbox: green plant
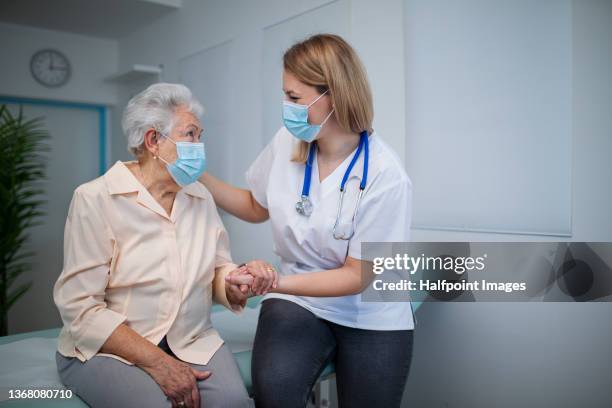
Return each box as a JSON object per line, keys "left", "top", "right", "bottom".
{"left": 0, "top": 104, "right": 49, "bottom": 336}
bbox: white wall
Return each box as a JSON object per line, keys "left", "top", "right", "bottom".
{"left": 0, "top": 22, "right": 119, "bottom": 105}
{"left": 410, "top": 0, "right": 612, "bottom": 243}
{"left": 405, "top": 0, "right": 573, "bottom": 237}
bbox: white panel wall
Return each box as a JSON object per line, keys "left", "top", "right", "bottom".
{"left": 571, "top": 0, "right": 612, "bottom": 242}
{"left": 179, "top": 40, "right": 233, "bottom": 181}
{"left": 404, "top": 0, "right": 573, "bottom": 236}
{"left": 350, "top": 0, "right": 408, "bottom": 164}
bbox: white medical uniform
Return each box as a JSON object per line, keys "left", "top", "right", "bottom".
{"left": 246, "top": 127, "right": 414, "bottom": 330}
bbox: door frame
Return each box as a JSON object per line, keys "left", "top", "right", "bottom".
{"left": 0, "top": 95, "right": 108, "bottom": 175}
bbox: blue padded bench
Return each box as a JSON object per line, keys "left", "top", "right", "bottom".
{"left": 0, "top": 296, "right": 336, "bottom": 407}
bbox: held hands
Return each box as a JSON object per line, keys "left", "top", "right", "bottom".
{"left": 225, "top": 265, "right": 251, "bottom": 311}
{"left": 225, "top": 261, "right": 279, "bottom": 309}
{"left": 243, "top": 260, "right": 279, "bottom": 295}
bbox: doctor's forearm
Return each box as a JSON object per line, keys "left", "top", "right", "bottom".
{"left": 271, "top": 266, "right": 366, "bottom": 297}
{"left": 199, "top": 173, "right": 268, "bottom": 223}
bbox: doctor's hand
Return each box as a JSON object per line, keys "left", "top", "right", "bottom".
{"left": 244, "top": 260, "right": 278, "bottom": 296}
{"left": 225, "top": 266, "right": 253, "bottom": 311}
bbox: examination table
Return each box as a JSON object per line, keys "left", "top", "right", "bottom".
{"left": 0, "top": 297, "right": 336, "bottom": 407}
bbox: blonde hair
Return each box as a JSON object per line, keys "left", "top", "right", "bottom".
{"left": 283, "top": 34, "right": 373, "bottom": 163}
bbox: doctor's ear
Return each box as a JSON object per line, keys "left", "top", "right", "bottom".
{"left": 143, "top": 128, "right": 160, "bottom": 156}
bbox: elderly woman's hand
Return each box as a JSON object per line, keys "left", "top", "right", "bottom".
{"left": 142, "top": 353, "right": 210, "bottom": 408}
{"left": 225, "top": 266, "right": 253, "bottom": 310}
{"left": 245, "top": 260, "right": 278, "bottom": 296}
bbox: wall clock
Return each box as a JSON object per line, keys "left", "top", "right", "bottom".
{"left": 30, "top": 49, "right": 72, "bottom": 88}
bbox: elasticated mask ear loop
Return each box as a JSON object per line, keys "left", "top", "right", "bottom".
{"left": 321, "top": 108, "right": 335, "bottom": 126}
{"left": 155, "top": 130, "right": 175, "bottom": 165}
{"left": 307, "top": 89, "right": 329, "bottom": 108}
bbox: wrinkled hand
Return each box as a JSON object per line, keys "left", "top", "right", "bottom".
{"left": 225, "top": 266, "right": 253, "bottom": 311}
{"left": 142, "top": 353, "right": 211, "bottom": 408}
{"left": 245, "top": 260, "right": 278, "bottom": 296}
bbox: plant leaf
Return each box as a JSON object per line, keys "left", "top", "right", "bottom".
{"left": 7, "top": 282, "right": 33, "bottom": 309}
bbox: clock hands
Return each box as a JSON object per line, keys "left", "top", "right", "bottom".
{"left": 47, "top": 51, "right": 68, "bottom": 71}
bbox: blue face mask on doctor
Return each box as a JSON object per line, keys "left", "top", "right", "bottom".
{"left": 283, "top": 90, "right": 334, "bottom": 142}
{"left": 156, "top": 131, "right": 206, "bottom": 187}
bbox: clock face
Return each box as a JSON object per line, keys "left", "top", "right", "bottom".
{"left": 30, "top": 49, "right": 71, "bottom": 88}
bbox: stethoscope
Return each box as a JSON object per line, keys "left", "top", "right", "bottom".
{"left": 295, "top": 130, "right": 369, "bottom": 240}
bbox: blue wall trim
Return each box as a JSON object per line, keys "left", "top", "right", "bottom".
{"left": 0, "top": 95, "right": 108, "bottom": 175}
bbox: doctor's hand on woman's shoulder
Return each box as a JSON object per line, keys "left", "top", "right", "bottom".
{"left": 199, "top": 172, "right": 269, "bottom": 223}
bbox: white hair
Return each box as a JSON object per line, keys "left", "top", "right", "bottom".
{"left": 122, "top": 83, "right": 204, "bottom": 157}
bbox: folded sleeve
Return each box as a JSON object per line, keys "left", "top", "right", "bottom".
{"left": 347, "top": 177, "right": 413, "bottom": 261}
{"left": 212, "top": 225, "right": 241, "bottom": 313}
{"left": 53, "top": 189, "right": 126, "bottom": 360}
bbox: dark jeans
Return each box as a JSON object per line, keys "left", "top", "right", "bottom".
{"left": 251, "top": 299, "right": 414, "bottom": 408}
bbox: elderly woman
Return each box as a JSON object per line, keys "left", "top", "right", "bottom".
{"left": 53, "top": 83, "right": 267, "bottom": 408}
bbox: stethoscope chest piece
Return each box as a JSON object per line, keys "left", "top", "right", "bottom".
{"left": 295, "top": 130, "right": 370, "bottom": 240}
{"left": 295, "top": 195, "right": 313, "bottom": 217}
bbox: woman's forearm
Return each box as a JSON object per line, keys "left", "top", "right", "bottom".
{"left": 199, "top": 173, "right": 269, "bottom": 223}
{"left": 101, "top": 323, "right": 210, "bottom": 405}
{"left": 100, "top": 323, "right": 166, "bottom": 368}
{"left": 270, "top": 258, "right": 372, "bottom": 297}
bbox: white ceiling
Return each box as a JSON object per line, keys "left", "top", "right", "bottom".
{"left": 0, "top": 0, "right": 182, "bottom": 39}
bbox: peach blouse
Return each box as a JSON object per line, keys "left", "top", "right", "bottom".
{"left": 53, "top": 161, "right": 238, "bottom": 365}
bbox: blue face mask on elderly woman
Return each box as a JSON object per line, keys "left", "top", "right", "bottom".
{"left": 156, "top": 132, "right": 206, "bottom": 187}
{"left": 283, "top": 90, "right": 334, "bottom": 143}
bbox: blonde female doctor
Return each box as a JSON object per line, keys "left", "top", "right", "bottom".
{"left": 201, "top": 34, "right": 414, "bottom": 408}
